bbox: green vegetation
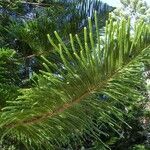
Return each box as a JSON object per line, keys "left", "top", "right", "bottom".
{"left": 0, "top": 0, "right": 150, "bottom": 149}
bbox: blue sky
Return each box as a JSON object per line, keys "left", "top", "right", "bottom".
{"left": 102, "top": 0, "right": 150, "bottom": 7}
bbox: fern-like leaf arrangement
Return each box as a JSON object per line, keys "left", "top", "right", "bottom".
{"left": 0, "top": 12, "right": 150, "bottom": 149}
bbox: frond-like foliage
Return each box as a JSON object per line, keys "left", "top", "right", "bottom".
{"left": 0, "top": 48, "right": 19, "bottom": 110}
{"left": 0, "top": 48, "right": 19, "bottom": 84}
{"left": 0, "top": 12, "right": 150, "bottom": 149}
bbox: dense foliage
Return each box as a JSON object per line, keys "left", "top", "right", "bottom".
{"left": 0, "top": 0, "right": 150, "bottom": 149}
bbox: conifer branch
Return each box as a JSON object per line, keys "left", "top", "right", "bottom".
{"left": 7, "top": 44, "right": 150, "bottom": 128}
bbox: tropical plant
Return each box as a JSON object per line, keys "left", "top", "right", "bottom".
{"left": 0, "top": 10, "right": 150, "bottom": 149}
